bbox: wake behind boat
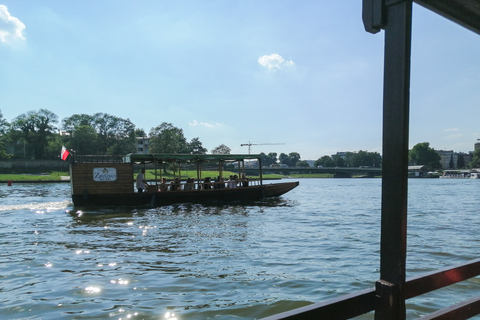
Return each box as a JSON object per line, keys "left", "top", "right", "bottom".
{"left": 70, "top": 153, "right": 299, "bottom": 207}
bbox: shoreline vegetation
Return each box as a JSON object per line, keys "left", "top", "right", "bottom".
{"left": 0, "top": 170, "right": 341, "bottom": 183}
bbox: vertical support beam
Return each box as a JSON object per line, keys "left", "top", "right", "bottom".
{"left": 219, "top": 160, "right": 223, "bottom": 179}
{"left": 259, "top": 157, "right": 263, "bottom": 185}
{"left": 376, "top": 1, "right": 412, "bottom": 319}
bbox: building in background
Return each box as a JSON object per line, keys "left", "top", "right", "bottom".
{"left": 136, "top": 137, "right": 149, "bottom": 154}
{"left": 436, "top": 150, "right": 471, "bottom": 169}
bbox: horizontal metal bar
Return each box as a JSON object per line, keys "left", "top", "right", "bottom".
{"left": 260, "top": 288, "right": 377, "bottom": 320}
{"left": 406, "top": 258, "right": 480, "bottom": 299}
{"left": 415, "top": 295, "right": 480, "bottom": 320}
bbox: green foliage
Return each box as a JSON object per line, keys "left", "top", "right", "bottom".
{"left": 457, "top": 154, "right": 465, "bottom": 169}
{"left": 0, "top": 110, "right": 11, "bottom": 159}
{"left": 188, "top": 137, "right": 207, "bottom": 154}
{"left": 332, "top": 154, "right": 345, "bottom": 167}
{"left": 211, "top": 144, "right": 231, "bottom": 154}
{"left": 470, "top": 149, "right": 480, "bottom": 168}
{"left": 315, "top": 151, "right": 382, "bottom": 168}
{"left": 62, "top": 113, "right": 136, "bottom": 155}
{"left": 315, "top": 155, "right": 334, "bottom": 167}
{"left": 296, "top": 160, "right": 310, "bottom": 167}
{"left": 279, "top": 152, "right": 301, "bottom": 167}
{"left": 409, "top": 142, "right": 442, "bottom": 170}
{"left": 260, "top": 152, "right": 278, "bottom": 167}
{"left": 149, "top": 122, "right": 188, "bottom": 153}
{"left": 449, "top": 154, "right": 455, "bottom": 169}
{"left": 10, "top": 109, "right": 58, "bottom": 159}
{"left": 345, "top": 150, "right": 382, "bottom": 167}
{"left": 71, "top": 125, "right": 99, "bottom": 154}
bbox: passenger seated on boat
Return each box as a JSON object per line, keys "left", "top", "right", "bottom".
{"left": 184, "top": 178, "right": 194, "bottom": 191}
{"left": 203, "top": 177, "right": 212, "bottom": 190}
{"left": 170, "top": 178, "right": 182, "bottom": 191}
{"left": 214, "top": 177, "right": 225, "bottom": 189}
{"left": 241, "top": 174, "right": 249, "bottom": 187}
{"left": 159, "top": 178, "right": 168, "bottom": 191}
{"left": 228, "top": 175, "right": 237, "bottom": 188}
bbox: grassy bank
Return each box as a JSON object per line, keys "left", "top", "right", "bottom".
{"left": 0, "top": 172, "right": 69, "bottom": 181}
{"left": 288, "top": 173, "right": 334, "bottom": 178}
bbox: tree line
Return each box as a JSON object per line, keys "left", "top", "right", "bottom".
{"left": 1, "top": 109, "right": 478, "bottom": 169}
{"left": 0, "top": 109, "right": 307, "bottom": 163}
{"left": 0, "top": 109, "right": 228, "bottom": 160}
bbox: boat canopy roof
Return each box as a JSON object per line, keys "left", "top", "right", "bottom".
{"left": 124, "top": 153, "right": 261, "bottom": 164}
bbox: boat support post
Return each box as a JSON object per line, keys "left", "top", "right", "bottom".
{"left": 364, "top": 0, "right": 413, "bottom": 318}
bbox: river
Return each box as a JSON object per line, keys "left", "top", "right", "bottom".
{"left": 1, "top": 178, "right": 480, "bottom": 319}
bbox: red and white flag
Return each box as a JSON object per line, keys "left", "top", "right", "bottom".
{"left": 61, "top": 146, "right": 70, "bottom": 161}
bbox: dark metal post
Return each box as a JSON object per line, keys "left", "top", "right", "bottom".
{"left": 376, "top": 1, "right": 412, "bottom": 319}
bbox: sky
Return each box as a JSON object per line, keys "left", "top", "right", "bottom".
{"left": 0, "top": 1, "right": 479, "bottom": 160}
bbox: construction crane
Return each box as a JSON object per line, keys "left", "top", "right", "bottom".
{"left": 240, "top": 141, "right": 285, "bottom": 154}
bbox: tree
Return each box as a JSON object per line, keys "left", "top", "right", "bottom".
{"left": 62, "top": 114, "right": 95, "bottom": 134}
{"left": 278, "top": 153, "right": 288, "bottom": 166}
{"left": 409, "top": 142, "right": 441, "bottom": 170}
{"left": 470, "top": 149, "right": 480, "bottom": 168}
{"left": 187, "top": 137, "right": 207, "bottom": 154}
{"left": 135, "top": 128, "right": 147, "bottom": 137}
{"left": 11, "top": 109, "right": 59, "bottom": 159}
{"left": 457, "top": 154, "right": 465, "bottom": 169}
{"left": 332, "top": 154, "right": 345, "bottom": 167}
{"left": 296, "top": 160, "right": 310, "bottom": 167}
{"left": 279, "top": 152, "right": 301, "bottom": 167}
{"left": 449, "top": 154, "right": 455, "bottom": 169}
{"left": 315, "top": 155, "right": 334, "bottom": 167}
{"left": 62, "top": 113, "right": 136, "bottom": 155}
{"left": 149, "top": 122, "right": 188, "bottom": 153}
{"left": 0, "top": 110, "right": 11, "bottom": 159}
{"left": 345, "top": 150, "right": 382, "bottom": 167}
{"left": 92, "top": 113, "right": 136, "bottom": 155}
{"left": 260, "top": 152, "right": 278, "bottom": 167}
{"left": 211, "top": 144, "right": 231, "bottom": 154}
{"left": 70, "top": 125, "right": 99, "bottom": 155}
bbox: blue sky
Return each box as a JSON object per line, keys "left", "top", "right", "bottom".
{"left": 0, "top": 1, "right": 479, "bottom": 160}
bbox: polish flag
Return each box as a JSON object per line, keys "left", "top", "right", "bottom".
{"left": 61, "top": 146, "right": 70, "bottom": 161}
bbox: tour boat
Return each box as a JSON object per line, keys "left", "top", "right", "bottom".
{"left": 439, "top": 170, "right": 472, "bottom": 179}
{"left": 69, "top": 153, "right": 299, "bottom": 207}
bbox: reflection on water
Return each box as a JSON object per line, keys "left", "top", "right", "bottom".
{"left": 2, "top": 180, "right": 480, "bottom": 319}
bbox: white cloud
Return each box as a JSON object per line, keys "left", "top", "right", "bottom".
{"left": 442, "top": 128, "right": 463, "bottom": 140}
{"left": 0, "top": 5, "right": 26, "bottom": 43}
{"left": 189, "top": 120, "right": 222, "bottom": 128}
{"left": 258, "top": 53, "right": 295, "bottom": 71}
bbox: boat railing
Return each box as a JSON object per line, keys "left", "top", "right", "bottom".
{"left": 73, "top": 154, "right": 125, "bottom": 163}
{"left": 147, "top": 178, "right": 262, "bottom": 191}
{"left": 261, "top": 258, "right": 480, "bottom": 319}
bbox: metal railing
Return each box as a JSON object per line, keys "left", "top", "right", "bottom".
{"left": 261, "top": 258, "right": 480, "bottom": 319}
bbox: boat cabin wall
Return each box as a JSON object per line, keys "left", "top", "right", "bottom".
{"left": 70, "top": 163, "right": 134, "bottom": 195}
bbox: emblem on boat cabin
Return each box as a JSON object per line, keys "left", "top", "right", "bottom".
{"left": 93, "top": 167, "right": 117, "bottom": 181}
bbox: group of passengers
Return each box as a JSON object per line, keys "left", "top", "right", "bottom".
{"left": 151, "top": 174, "right": 248, "bottom": 192}
{"left": 136, "top": 169, "right": 252, "bottom": 193}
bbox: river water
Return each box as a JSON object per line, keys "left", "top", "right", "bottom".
{"left": 1, "top": 178, "right": 480, "bottom": 320}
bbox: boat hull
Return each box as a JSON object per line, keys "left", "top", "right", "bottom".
{"left": 71, "top": 181, "right": 299, "bottom": 207}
